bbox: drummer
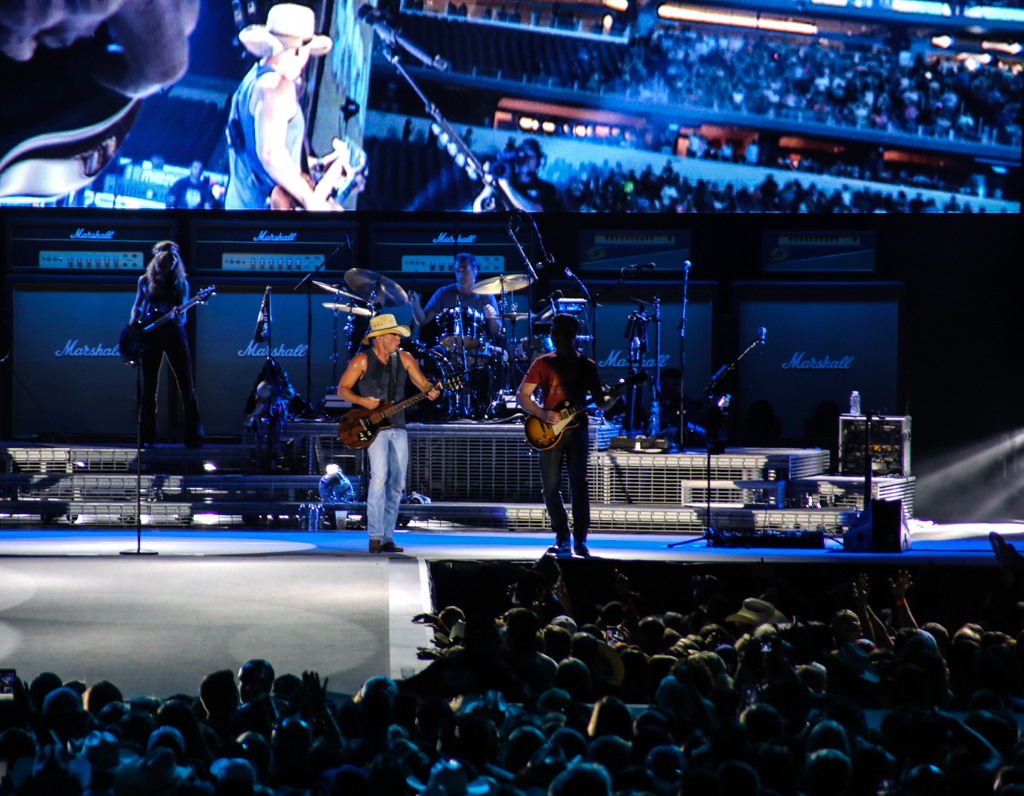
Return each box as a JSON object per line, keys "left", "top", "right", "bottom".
{"left": 409, "top": 252, "right": 501, "bottom": 342}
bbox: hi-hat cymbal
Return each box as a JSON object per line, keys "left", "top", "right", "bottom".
{"left": 344, "top": 268, "right": 408, "bottom": 307}
{"left": 471, "top": 273, "right": 534, "bottom": 295}
{"left": 312, "top": 280, "right": 363, "bottom": 302}
{"left": 322, "top": 302, "right": 372, "bottom": 316}
{"left": 503, "top": 312, "right": 531, "bottom": 321}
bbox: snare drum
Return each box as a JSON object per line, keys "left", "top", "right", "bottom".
{"left": 438, "top": 307, "right": 485, "bottom": 351}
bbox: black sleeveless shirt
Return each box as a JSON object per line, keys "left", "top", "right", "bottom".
{"left": 359, "top": 349, "right": 408, "bottom": 429}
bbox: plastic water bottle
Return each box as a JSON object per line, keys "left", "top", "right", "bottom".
{"left": 850, "top": 391, "right": 861, "bottom": 415}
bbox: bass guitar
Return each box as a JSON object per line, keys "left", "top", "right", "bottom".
{"left": 338, "top": 373, "right": 466, "bottom": 450}
{"left": 524, "top": 372, "right": 649, "bottom": 451}
{"left": 118, "top": 286, "right": 216, "bottom": 365}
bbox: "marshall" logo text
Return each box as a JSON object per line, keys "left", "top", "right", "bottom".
{"left": 237, "top": 342, "right": 310, "bottom": 358}
{"left": 781, "top": 352, "right": 855, "bottom": 370}
{"left": 432, "top": 233, "right": 477, "bottom": 244}
{"left": 253, "top": 230, "right": 298, "bottom": 242}
{"left": 70, "top": 229, "right": 116, "bottom": 240}
{"left": 54, "top": 340, "right": 119, "bottom": 357}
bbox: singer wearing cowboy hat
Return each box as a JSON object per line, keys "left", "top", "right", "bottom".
{"left": 225, "top": 3, "right": 334, "bottom": 210}
{"left": 337, "top": 315, "right": 440, "bottom": 554}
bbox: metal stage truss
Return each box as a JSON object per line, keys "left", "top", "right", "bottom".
{"left": 1, "top": 421, "right": 913, "bottom": 535}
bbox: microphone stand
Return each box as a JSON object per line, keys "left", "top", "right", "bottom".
{"left": 507, "top": 214, "right": 539, "bottom": 365}
{"left": 593, "top": 265, "right": 637, "bottom": 376}
{"left": 679, "top": 260, "right": 691, "bottom": 449}
{"left": 563, "top": 265, "right": 592, "bottom": 359}
{"left": 294, "top": 241, "right": 345, "bottom": 402}
{"left": 452, "top": 219, "right": 472, "bottom": 418}
{"left": 668, "top": 327, "right": 764, "bottom": 549}
{"left": 650, "top": 295, "right": 661, "bottom": 438}
{"left": 121, "top": 363, "right": 156, "bottom": 556}
{"left": 371, "top": 33, "right": 516, "bottom": 208}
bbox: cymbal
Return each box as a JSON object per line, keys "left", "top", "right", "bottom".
{"left": 312, "top": 280, "right": 363, "bottom": 302}
{"left": 322, "top": 302, "right": 371, "bottom": 316}
{"left": 471, "top": 273, "right": 534, "bottom": 295}
{"left": 344, "top": 268, "right": 408, "bottom": 307}
{"left": 502, "top": 312, "right": 531, "bottom": 321}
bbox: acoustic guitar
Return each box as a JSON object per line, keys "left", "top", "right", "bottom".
{"left": 338, "top": 373, "right": 465, "bottom": 450}
{"left": 118, "top": 286, "right": 216, "bottom": 365}
{"left": 524, "top": 372, "right": 649, "bottom": 451}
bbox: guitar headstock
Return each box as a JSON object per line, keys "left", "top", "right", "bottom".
{"left": 197, "top": 286, "right": 216, "bottom": 303}
{"left": 442, "top": 374, "right": 467, "bottom": 391}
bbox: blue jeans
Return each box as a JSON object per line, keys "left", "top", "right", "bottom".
{"left": 366, "top": 428, "right": 408, "bottom": 543}
{"left": 539, "top": 424, "right": 590, "bottom": 547}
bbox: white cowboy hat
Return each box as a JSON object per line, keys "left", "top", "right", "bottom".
{"left": 724, "top": 597, "right": 788, "bottom": 627}
{"left": 239, "top": 4, "right": 333, "bottom": 59}
{"left": 361, "top": 313, "right": 411, "bottom": 345}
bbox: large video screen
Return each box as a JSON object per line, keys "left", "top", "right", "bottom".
{"left": 1, "top": 0, "right": 1019, "bottom": 213}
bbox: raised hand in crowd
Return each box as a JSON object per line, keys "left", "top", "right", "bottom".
{"left": 853, "top": 572, "right": 894, "bottom": 651}
{"left": 888, "top": 569, "right": 918, "bottom": 629}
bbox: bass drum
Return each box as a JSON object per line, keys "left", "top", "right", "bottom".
{"left": 404, "top": 346, "right": 457, "bottom": 423}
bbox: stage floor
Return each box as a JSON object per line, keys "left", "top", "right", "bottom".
{"left": 0, "top": 518, "right": 1021, "bottom": 563}
{"left": 0, "top": 520, "right": 1020, "bottom": 701}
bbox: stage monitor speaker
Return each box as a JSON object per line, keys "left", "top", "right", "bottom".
{"left": 842, "top": 499, "right": 909, "bottom": 553}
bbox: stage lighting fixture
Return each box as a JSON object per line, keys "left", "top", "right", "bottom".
{"left": 204, "top": 461, "right": 217, "bottom": 472}
{"left": 603, "top": 0, "right": 629, "bottom": 11}
{"left": 931, "top": 35, "right": 953, "bottom": 48}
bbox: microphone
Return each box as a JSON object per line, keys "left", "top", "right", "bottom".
{"left": 626, "top": 263, "right": 657, "bottom": 270}
{"left": 541, "top": 290, "right": 563, "bottom": 307}
{"left": 758, "top": 327, "right": 767, "bottom": 345}
{"left": 357, "top": 4, "right": 449, "bottom": 71}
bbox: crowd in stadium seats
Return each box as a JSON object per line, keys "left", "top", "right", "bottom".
{"left": 7, "top": 543, "right": 1024, "bottom": 795}
{"left": 401, "top": 13, "right": 1022, "bottom": 149}
{"left": 550, "top": 159, "right": 991, "bottom": 212}
{"left": 613, "top": 29, "right": 1022, "bottom": 148}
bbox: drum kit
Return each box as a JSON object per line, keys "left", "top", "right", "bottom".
{"left": 312, "top": 267, "right": 591, "bottom": 420}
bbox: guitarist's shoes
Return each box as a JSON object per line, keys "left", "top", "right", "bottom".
{"left": 573, "top": 543, "right": 592, "bottom": 558}
{"left": 380, "top": 541, "right": 405, "bottom": 553}
{"left": 369, "top": 540, "right": 382, "bottom": 554}
{"left": 547, "top": 542, "right": 572, "bottom": 557}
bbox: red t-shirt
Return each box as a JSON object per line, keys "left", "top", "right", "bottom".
{"left": 523, "top": 353, "right": 602, "bottom": 411}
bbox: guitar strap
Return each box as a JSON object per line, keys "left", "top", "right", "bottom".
{"left": 387, "top": 353, "right": 399, "bottom": 403}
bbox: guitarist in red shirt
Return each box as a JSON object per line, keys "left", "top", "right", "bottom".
{"left": 337, "top": 315, "right": 440, "bottom": 554}
{"left": 127, "top": 241, "right": 203, "bottom": 448}
{"left": 517, "top": 314, "right": 616, "bottom": 558}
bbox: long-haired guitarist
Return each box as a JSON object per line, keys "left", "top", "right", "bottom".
{"left": 337, "top": 315, "right": 440, "bottom": 554}
{"left": 128, "top": 240, "right": 203, "bottom": 448}
{"left": 516, "top": 313, "right": 615, "bottom": 558}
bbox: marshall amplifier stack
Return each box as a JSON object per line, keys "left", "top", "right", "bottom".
{"left": 189, "top": 219, "right": 359, "bottom": 274}
{"left": 5, "top": 217, "right": 176, "bottom": 272}
{"left": 369, "top": 222, "right": 535, "bottom": 275}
